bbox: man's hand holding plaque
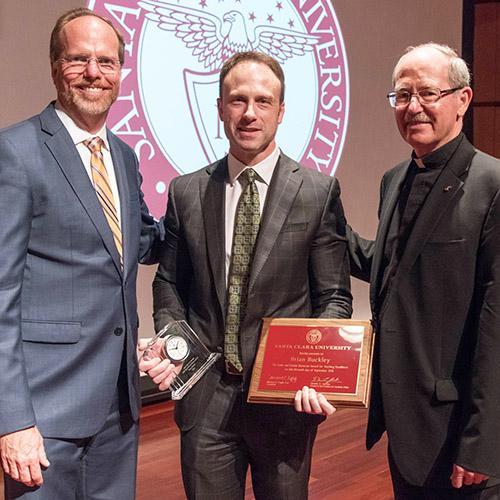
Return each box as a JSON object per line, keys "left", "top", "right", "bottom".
{"left": 138, "top": 320, "right": 221, "bottom": 399}
{"left": 294, "top": 386, "right": 336, "bottom": 416}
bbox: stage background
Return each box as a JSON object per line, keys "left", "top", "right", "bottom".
{"left": 1, "top": 0, "right": 463, "bottom": 336}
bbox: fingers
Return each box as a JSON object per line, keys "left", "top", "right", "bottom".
{"left": 9, "top": 462, "right": 38, "bottom": 487}
{"left": 294, "top": 386, "right": 336, "bottom": 416}
{"left": 317, "top": 393, "right": 336, "bottom": 416}
{"left": 141, "top": 357, "right": 183, "bottom": 392}
{"left": 141, "top": 341, "right": 164, "bottom": 362}
{"left": 451, "top": 464, "right": 465, "bottom": 488}
{"left": 462, "top": 469, "right": 475, "bottom": 486}
{"left": 3, "top": 455, "right": 14, "bottom": 480}
{"left": 158, "top": 362, "right": 183, "bottom": 392}
{"left": 474, "top": 473, "right": 489, "bottom": 484}
{"left": 3, "top": 451, "right": 45, "bottom": 487}
{"left": 294, "top": 390, "right": 303, "bottom": 412}
{"left": 462, "top": 470, "right": 488, "bottom": 486}
{"left": 139, "top": 354, "right": 162, "bottom": 372}
{"left": 38, "top": 441, "right": 50, "bottom": 469}
{"left": 148, "top": 358, "right": 176, "bottom": 381}
{"left": 0, "top": 427, "right": 49, "bottom": 487}
{"left": 137, "top": 338, "right": 149, "bottom": 352}
{"left": 5, "top": 461, "right": 41, "bottom": 488}
{"left": 28, "top": 465, "right": 42, "bottom": 487}
{"left": 451, "top": 464, "right": 489, "bottom": 489}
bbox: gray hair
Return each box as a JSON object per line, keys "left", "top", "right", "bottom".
{"left": 392, "top": 42, "right": 471, "bottom": 88}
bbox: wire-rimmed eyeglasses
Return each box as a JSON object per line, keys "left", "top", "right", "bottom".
{"left": 58, "top": 55, "right": 121, "bottom": 74}
{"left": 387, "top": 87, "right": 462, "bottom": 108}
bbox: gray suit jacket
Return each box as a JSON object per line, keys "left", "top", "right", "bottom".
{"left": 0, "top": 103, "right": 159, "bottom": 439}
{"left": 349, "top": 135, "right": 500, "bottom": 486}
{"left": 153, "top": 153, "right": 352, "bottom": 431}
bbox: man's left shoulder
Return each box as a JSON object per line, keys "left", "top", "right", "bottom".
{"left": 468, "top": 148, "right": 500, "bottom": 185}
{"left": 279, "top": 152, "right": 338, "bottom": 188}
{"left": 472, "top": 148, "right": 500, "bottom": 169}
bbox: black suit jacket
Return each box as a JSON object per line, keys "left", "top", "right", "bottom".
{"left": 349, "top": 135, "right": 500, "bottom": 486}
{"left": 153, "top": 153, "right": 352, "bottom": 432}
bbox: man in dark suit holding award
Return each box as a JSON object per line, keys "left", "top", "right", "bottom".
{"left": 141, "top": 51, "right": 352, "bottom": 499}
{"left": 348, "top": 43, "right": 500, "bottom": 498}
{"left": 0, "top": 8, "right": 160, "bottom": 499}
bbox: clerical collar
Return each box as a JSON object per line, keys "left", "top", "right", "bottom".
{"left": 227, "top": 146, "right": 280, "bottom": 186}
{"left": 412, "top": 133, "right": 464, "bottom": 170}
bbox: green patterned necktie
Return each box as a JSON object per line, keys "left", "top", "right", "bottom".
{"left": 224, "top": 168, "right": 261, "bottom": 373}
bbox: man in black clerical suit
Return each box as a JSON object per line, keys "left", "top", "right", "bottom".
{"left": 348, "top": 43, "right": 500, "bottom": 498}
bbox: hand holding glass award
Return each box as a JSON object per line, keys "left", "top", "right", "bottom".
{"left": 144, "top": 320, "right": 221, "bottom": 400}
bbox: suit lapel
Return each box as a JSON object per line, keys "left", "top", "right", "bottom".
{"left": 371, "top": 162, "right": 410, "bottom": 307}
{"left": 248, "top": 155, "right": 302, "bottom": 294}
{"left": 395, "top": 137, "right": 475, "bottom": 277}
{"left": 202, "top": 159, "right": 227, "bottom": 314}
{"left": 40, "top": 105, "right": 122, "bottom": 274}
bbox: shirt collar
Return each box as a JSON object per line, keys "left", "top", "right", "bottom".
{"left": 54, "top": 101, "right": 109, "bottom": 150}
{"left": 412, "top": 133, "right": 464, "bottom": 170}
{"left": 227, "top": 146, "right": 280, "bottom": 186}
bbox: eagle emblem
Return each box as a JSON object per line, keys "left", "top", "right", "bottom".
{"left": 138, "top": 0, "right": 319, "bottom": 70}
{"left": 89, "top": 0, "right": 349, "bottom": 216}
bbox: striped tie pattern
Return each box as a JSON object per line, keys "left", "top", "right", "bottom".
{"left": 84, "top": 137, "right": 123, "bottom": 267}
{"left": 224, "top": 168, "right": 261, "bottom": 373}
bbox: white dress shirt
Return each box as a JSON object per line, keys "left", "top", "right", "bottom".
{"left": 224, "top": 146, "right": 280, "bottom": 282}
{"left": 55, "top": 102, "right": 122, "bottom": 226}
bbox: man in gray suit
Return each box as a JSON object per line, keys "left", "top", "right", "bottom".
{"left": 0, "top": 8, "right": 160, "bottom": 499}
{"left": 140, "top": 51, "right": 352, "bottom": 499}
{"left": 348, "top": 43, "right": 500, "bottom": 498}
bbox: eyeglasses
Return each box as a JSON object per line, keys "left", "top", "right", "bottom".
{"left": 59, "top": 55, "right": 121, "bottom": 74}
{"left": 386, "top": 87, "right": 462, "bottom": 108}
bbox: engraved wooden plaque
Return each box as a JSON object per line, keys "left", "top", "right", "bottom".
{"left": 248, "top": 318, "right": 374, "bottom": 408}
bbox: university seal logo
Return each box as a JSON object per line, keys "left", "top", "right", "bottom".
{"left": 306, "top": 329, "right": 322, "bottom": 345}
{"left": 88, "top": 0, "right": 349, "bottom": 217}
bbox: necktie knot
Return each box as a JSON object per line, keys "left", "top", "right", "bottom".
{"left": 243, "top": 168, "right": 257, "bottom": 185}
{"left": 84, "top": 136, "right": 104, "bottom": 153}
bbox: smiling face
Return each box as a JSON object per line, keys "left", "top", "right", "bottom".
{"left": 217, "top": 61, "right": 285, "bottom": 165}
{"left": 393, "top": 47, "right": 472, "bottom": 157}
{"left": 51, "top": 15, "right": 121, "bottom": 133}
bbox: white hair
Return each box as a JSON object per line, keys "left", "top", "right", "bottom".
{"left": 392, "top": 42, "right": 471, "bottom": 88}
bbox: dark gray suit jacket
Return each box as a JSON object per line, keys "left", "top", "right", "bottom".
{"left": 349, "top": 135, "right": 500, "bottom": 486}
{"left": 153, "top": 153, "right": 352, "bottom": 431}
{"left": 0, "top": 103, "right": 159, "bottom": 439}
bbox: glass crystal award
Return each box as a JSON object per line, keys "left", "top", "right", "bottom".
{"left": 144, "top": 320, "right": 221, "bottom": 400}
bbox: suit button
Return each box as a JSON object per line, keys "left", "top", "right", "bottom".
{"left": 114, "top": 327, "right": 123, "bottom": 336}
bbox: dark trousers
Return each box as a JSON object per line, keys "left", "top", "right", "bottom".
{"left": 389, "top": 447, "right": 500, "bottom": 499}
{"left": 4, "top": 398, "right": 139, "bottom": 500}
{"left": 180, "top": 375, "right": 318, "bottom": 500}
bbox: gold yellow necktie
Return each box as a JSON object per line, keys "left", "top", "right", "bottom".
{"left": 83, "top": 137, "right": 123, "bottom": 268}
{"left": 224, "top": 168, "right": 261, "bottom": 373}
